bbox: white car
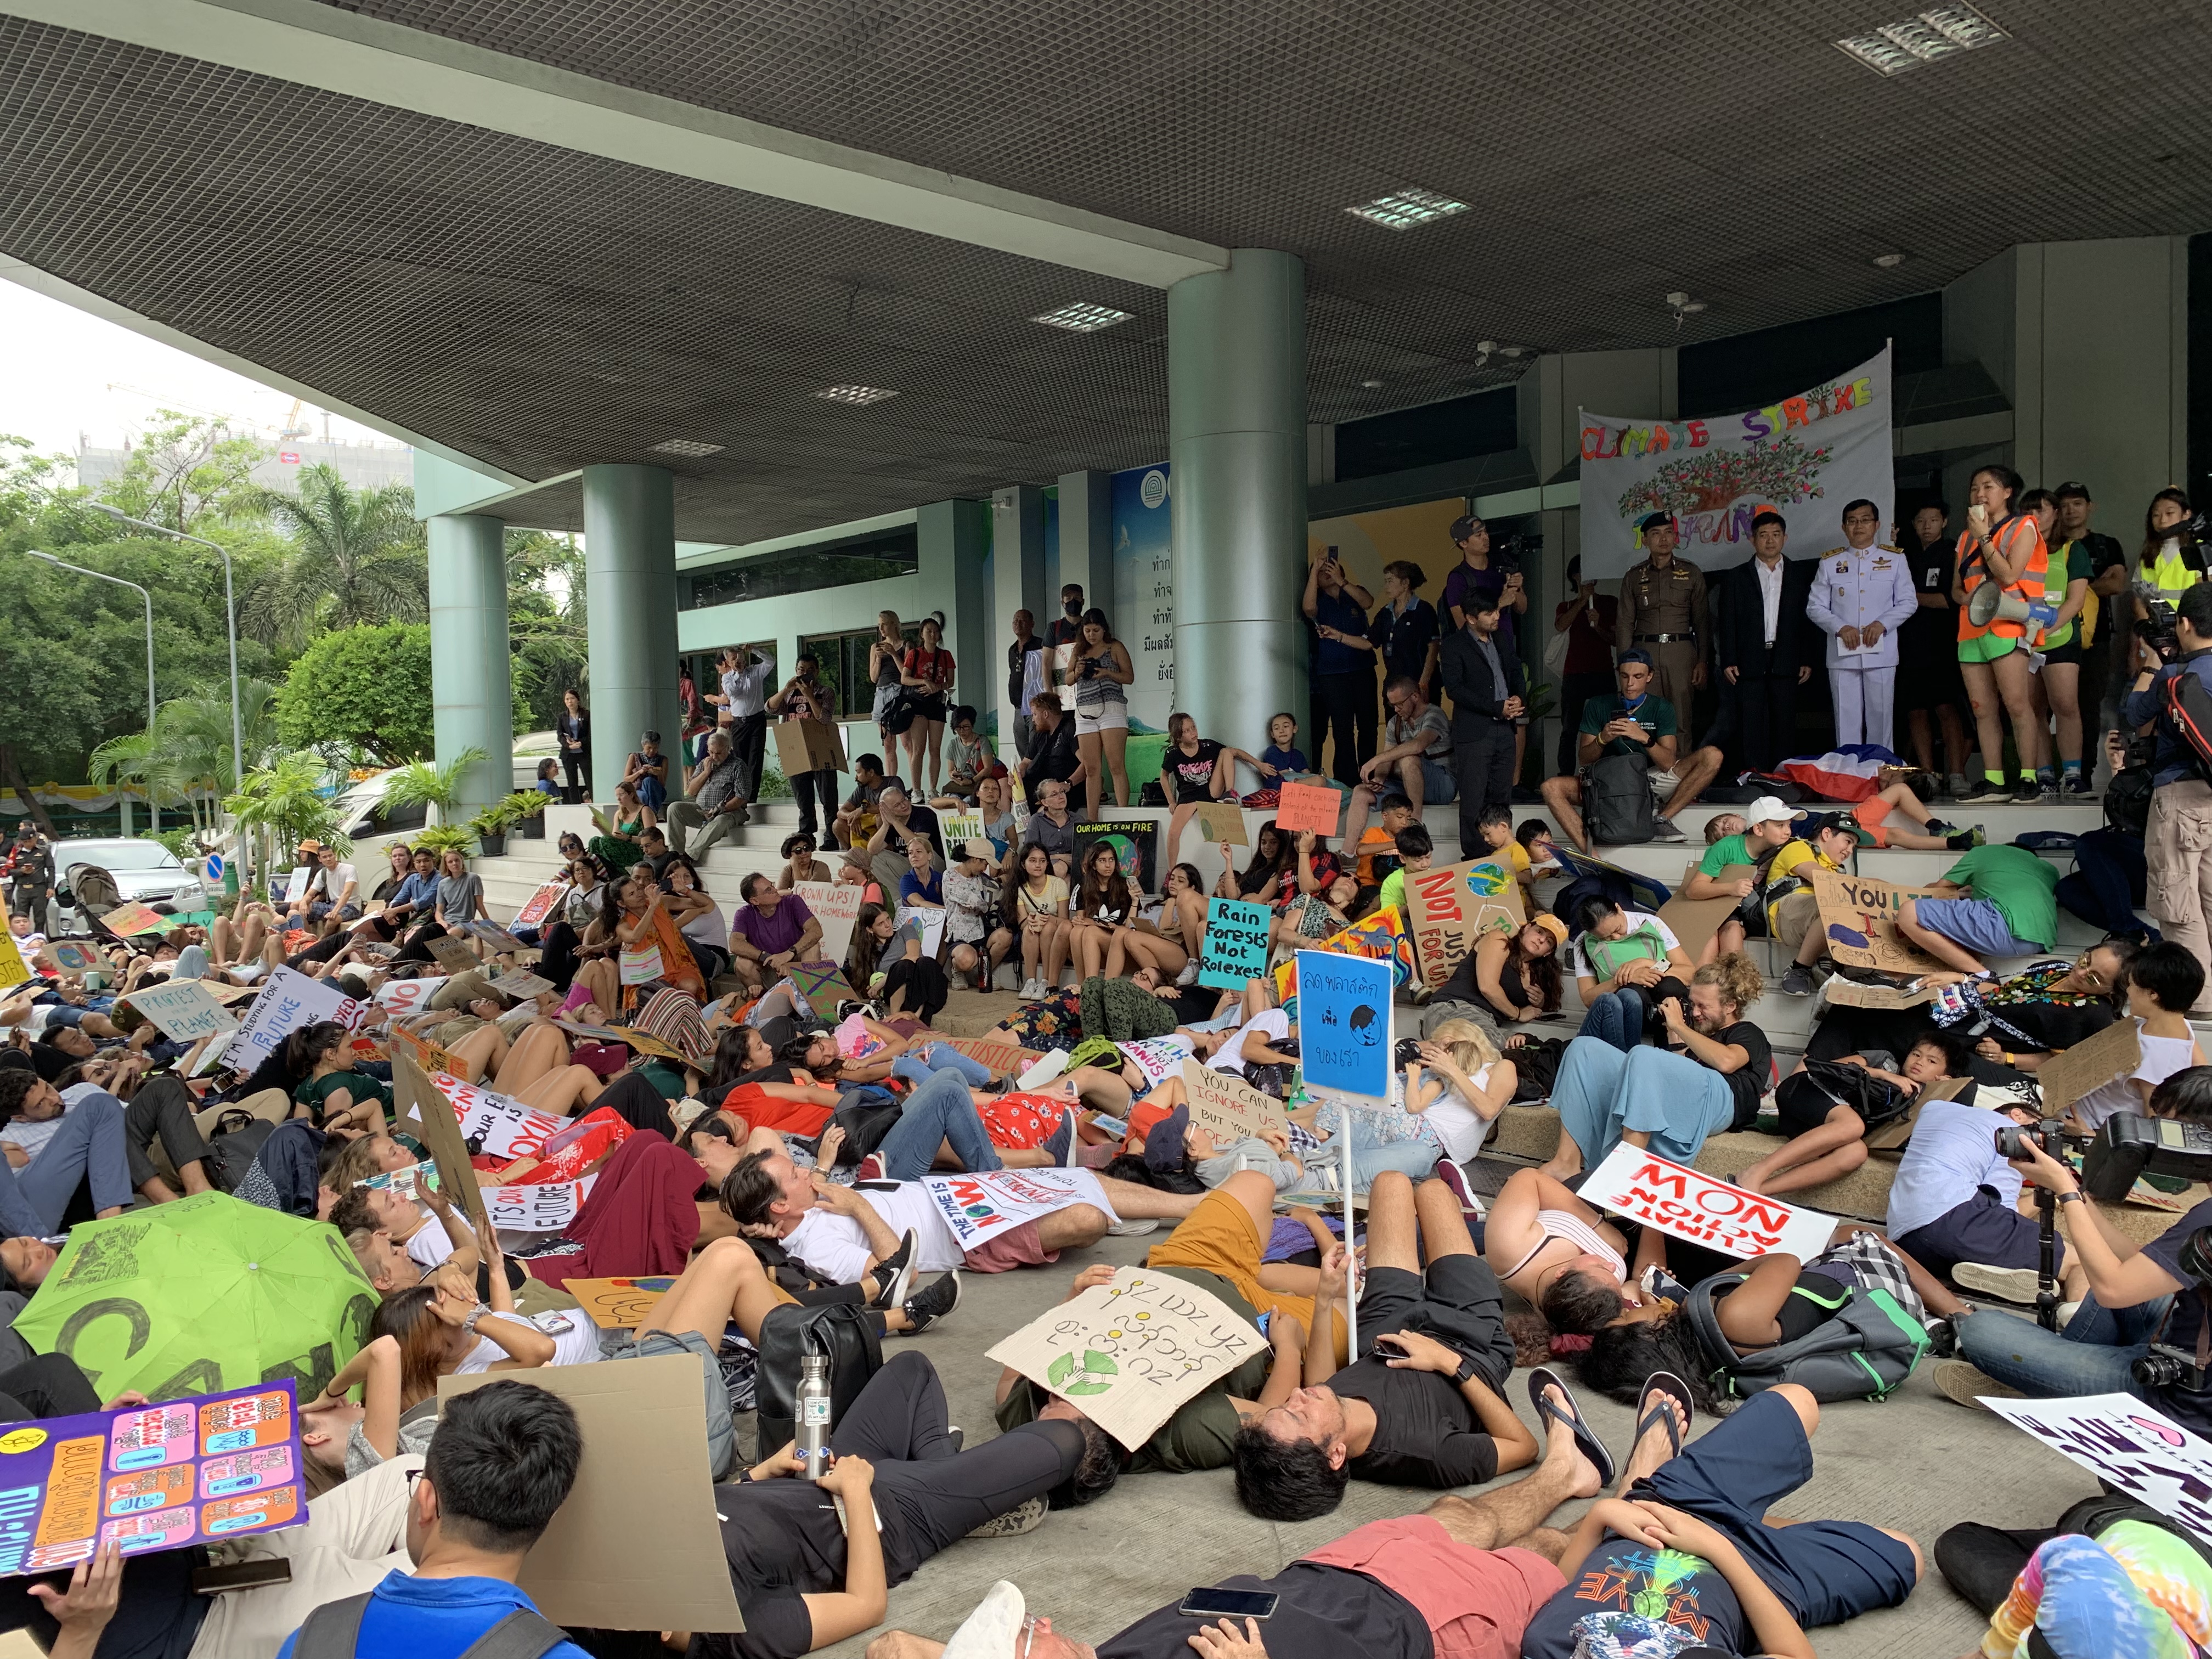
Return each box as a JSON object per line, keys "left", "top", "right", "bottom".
{"left": 51, "top": 837, "right": 211, "bottom": 914}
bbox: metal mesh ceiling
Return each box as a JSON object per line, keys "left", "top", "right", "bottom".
{"left": 4, "top": 4, "right": 2210, "bottom": 543}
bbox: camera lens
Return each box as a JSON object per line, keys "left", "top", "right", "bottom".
{"left": 2134, "top": 1350, "right": 2189, "bottom": 1390}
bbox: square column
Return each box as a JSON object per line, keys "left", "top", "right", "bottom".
{"left": 917, "top": 498, "right": 990, "bottom": 718}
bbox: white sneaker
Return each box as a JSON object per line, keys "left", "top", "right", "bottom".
{"left": 1175, "top": 960, "right": 1201, "bottom": 987}
{"left": 1020, "top": 977, "right": 1044, "bottom": 1000}
{"left": 1105, "top": 1217, "right": 1159, "bottom": 1237}
{"left": 1953, "top": 1262, "right": 2042, "bottom": 1305}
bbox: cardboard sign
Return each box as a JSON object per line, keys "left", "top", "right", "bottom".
{"left": 1180, "top": 1059, "right": 1289, "bottom": 1143}
{"left": 921, "top": 1167, "right": 1111, "bottom": 1252}
{"left": 440, "top": 1356, "right": 744, "bottom": 1632}
{"left": 1810, "top": 868, "right": 1946, "bottom": 974}
{"left": 986, "top": 1266, "right": 1263, "bottom": 1453}
{"left": 944, "top": 1035, "right": 1048, "bottom": 1078}
{"left": 562, "top": 1276, "right": 678, "bottom": 1330}
{"left": 938, "top": 810, "right": 985, "bottom": 849}
{"left": 785, "top": 960, "right": 847, "bottom": 1022}
{"left": 462, "top": 920, "right": 532, "bottom": 955}
{"left": 374, "top": 975, "right": 449, "bottom": 1015}
{"left": 1986, "top": 1393, "right": 2212, "bottom": 1544}
{"left": 1118, "top": 1037, "right": 1189, "bottom": 1090}
{"left": 1295, "top": 948, "right": 1394, "bottom": 1099}
{"left": 218, "top": 967, "right": 364, "bottom": 1071}
{"left": 101, "top": 901, "right": 168, "bottom": 938}
{"left": 550, "top": 1019, "right": 691, "bottom": 1065}
{"left": 512, "top": 880, "right": 570, "bottom": 929}
{"left": 0, "top": 926, "right": 26, "bottom": 992}
{"left": 1199, "top": 898, "right": 1271, "bottom": 991}
{"left": 485, "top": 1176, "right": 595, "bottom": 1232}
{"left": 387, "top": 1023, "right": 460, "bottom": 1084}
{"left": 792, "top": 881, "right": 863, "bottom": 962}
{"left": 1274, "top": 780, "right": 1342, "bottom": 838}
{"left": 1657, "top": 860, "right": 1750, "bottom": 961}
{"left": 44, "top": 940, "right": 101, "bottom": 974}
{"left": 2037, "top": 1017, "right": 2146, "bottom": 1120}
{"left": 486, "top": 968, "right": 553, "bottom": 1001}
{"left": 1074, "top": 818, "right": 1161, "bottom": 893}
{"left": 121, "top": 978, "right": 238, "bottom": 1044}
{"left": 1406, "top": 857, "right": 1525, "bottom": 990}
{"left": 1582, "top": 1144, "right": 1838, "bottom": 1261}
{"left": 0, "top": 1380, "right": 304, "bottom": 1575}
{"left": 427, "top": 935, "right": 482, "bottom": 977}
{"left": 1820, "top": 976, "right": 1937, "bottom": 1011}
{"left": 618, "top": 944, "right": 665, "bottom": 985}
{"left": 771, "top": 716, "right": 847, "bottom": 780}
{"left": 894, "top": 905, "right": 946, "bottom": 961}
{"left": 1195, "top": 802, "right": 1247, "bottom": 847}
{"left": 391, "top": 1048, "right": 490, "bottom": 1233}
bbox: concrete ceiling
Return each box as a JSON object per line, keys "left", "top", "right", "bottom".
{"left": 2, "top": 0, "right": 2209, "bottom": 543}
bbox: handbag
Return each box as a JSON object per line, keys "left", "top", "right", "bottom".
{"left": 1542, "top": 619, "right": 1573, "bottom": 676}
{"left": 1776, "top": 1056, "right": 1912, "bottom": 1131}
{"left": 754, "top": 1301, "right": 883, "bottom": 1458}
{"left": 813, "top": 1086, "right": 903, "bottom": 1167}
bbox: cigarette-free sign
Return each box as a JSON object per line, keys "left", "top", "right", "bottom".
{"left": 1582, "top": 1145, "right": 1838, "bottom": 1261}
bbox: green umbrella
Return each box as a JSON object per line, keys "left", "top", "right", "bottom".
{"left": 14, "top": 1192, "right": 377, "bottom": 1402}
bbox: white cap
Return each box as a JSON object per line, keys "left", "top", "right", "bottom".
{"left": 1743, "top": 795, "right": 1793, "bottom": 830}
{"left": 944, "top": 1581, "right": 1028, "bottom": 1659}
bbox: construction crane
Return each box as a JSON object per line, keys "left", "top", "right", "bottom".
{"left": 280, "top": 398, "right": 312, "bottom": 439}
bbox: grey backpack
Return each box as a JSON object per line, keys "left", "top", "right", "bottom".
{"left": 1583, "top": 751, "right": 1657, "bottom": 845}
{"left": 292, "top": 1591, "right": 566, "bottom": 1659}
{"left": 1685, "top": 1272, "right": 1930, "bottom": 1403}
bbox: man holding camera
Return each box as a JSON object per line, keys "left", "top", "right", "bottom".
{"left": 2124, "top": 582, "right": 2212, "bottom": 1013}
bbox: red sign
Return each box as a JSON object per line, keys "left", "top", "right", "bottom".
{"left": 278, "top": 451, "right": 300, "bottom": 464}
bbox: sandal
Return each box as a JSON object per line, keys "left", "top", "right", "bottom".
{"left": 1527, "top": 1365, "right": 1615, "bottom": 1487}
{"left": 1635, "top": 1370, "right": 1695, "bottom": 1462}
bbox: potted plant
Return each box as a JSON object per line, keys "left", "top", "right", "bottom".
{"left": 412, "top": 823, "right": 477, "bottom": 864}
{"left": 501, "top": 791, "right": 551, "bottom": 842}
{"left": 466, "top": 797, "right": 520, "bottom": 858}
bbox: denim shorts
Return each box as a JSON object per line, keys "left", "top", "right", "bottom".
{"left": 1418, "top": 757, "right": 1459, "bottom": 804}
{"left": 611, "top": 1328, "right": 736, "bottom": 1481}
{"left": 1914, "top": 897, "right": 2042, "bottom": 959}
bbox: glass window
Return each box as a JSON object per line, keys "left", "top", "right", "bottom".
{"left": 799, "top": 625, "right": 919, "bottom": 722}
{"left": 681, "top": 529, "right": 917, "bottom": 611}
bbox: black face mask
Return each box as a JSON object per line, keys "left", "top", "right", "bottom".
{"left": 1064, "top": 599, "right": 1083, "bottom": 616}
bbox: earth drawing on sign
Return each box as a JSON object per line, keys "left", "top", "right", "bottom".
{"left": 1048, "top": 1348, "right": 1120, "bottom": 1397}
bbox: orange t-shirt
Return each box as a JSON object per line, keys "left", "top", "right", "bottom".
{"left": 720, "top": 1082, "right": 833, "bottom": 1138}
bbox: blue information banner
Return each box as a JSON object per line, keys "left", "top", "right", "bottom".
{"left": 1294, "top": 949, "right": 1394, "bottom": 1099}
{"left": 1199, "top": 898, "right": 1272, "bottom": 990}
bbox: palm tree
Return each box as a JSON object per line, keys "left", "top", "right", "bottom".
{"left": 239, "top": 464, "right": 428, "bottom": 650}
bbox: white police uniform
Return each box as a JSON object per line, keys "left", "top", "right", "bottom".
{"left": 1806, "top": 541, "right": 1919, "bottom": 750}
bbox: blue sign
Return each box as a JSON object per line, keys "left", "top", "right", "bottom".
{"left": 1199, "top": 898, "right": 1271, "bottom": 991}
{"left": 205, "top": 854, "right": 223, "bottom": 879}
{"left": 1295, "top": 949, "right": 1394, "bottom": 1099}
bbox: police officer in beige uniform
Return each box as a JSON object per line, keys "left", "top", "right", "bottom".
{"left": 1615, "top": 511, "right": 1709, "bottom": 723}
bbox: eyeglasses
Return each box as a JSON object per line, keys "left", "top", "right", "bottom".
{"left": 2073, "top": 950, "right": 2107, "bottom": 989}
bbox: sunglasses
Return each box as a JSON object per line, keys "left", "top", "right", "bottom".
{"left": 2073, "top": 950, "right": 2108, "bottom": 990}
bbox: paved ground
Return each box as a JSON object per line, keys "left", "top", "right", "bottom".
{"left": 791, "top": 1221, "right": 2097, "bottom": 1659}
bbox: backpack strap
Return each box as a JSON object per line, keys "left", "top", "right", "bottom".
{"left": 291, "top": 1592, "right": 375, "bottom": 1659}
{"left": 457, "top": 1609, "right": 570, "bottom": 1659}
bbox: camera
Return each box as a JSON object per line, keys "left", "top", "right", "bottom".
{"left": 2082, "top": 1113, "right": 2212, "bottom": 1201}
{"left": 2134, "top": 1227, "right": 2212, "bottom": 1391}
{"left": 2136, "top": 594, "right": 2181, "bottom": 665}
{"left": 1075, "top": 654, "right": 1101, "bottom": 680}
{"left": 1994, "top": 1120, "right": 2066, "bottom": 1161}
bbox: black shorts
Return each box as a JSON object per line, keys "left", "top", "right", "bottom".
{"left": 1774, "top": 1071, "right": 1859, "bottom": 1139}
{"left": 2040, "top": 631, "right": 2086, "bottom": 667}
{"left": 1897, "top": 619, "right": 1967, "bottom": 707}
{"left": 1356, "top": 1256, "right": 1514, "bottom": 1389}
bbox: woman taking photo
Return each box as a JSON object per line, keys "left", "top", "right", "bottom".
{"left": 867, "top": 610, "right": 908, "bottom": 766}
{"left": 899, "top": 614, "right": 956, "bottom": 798}
{"left": 1006, "top": 841, "right": 1070, "bottom": 1000}
{"left": 1068, "top": 840, "right": 1136, "bottom": 981}
{"left": 573, "top": 872, "right": 707, "bottom": 1011}
{"left": 1066, "top": 608, "right": 1135, "bottom": 810}
{"left": 586, "top": 781, "right": 656, "bottom": 877}
{"left": 1425, "top": 913, "right": 1567, "bottom": 1035}
{"left": 1953, "top": 463, "right": 2050, "bottom": 804}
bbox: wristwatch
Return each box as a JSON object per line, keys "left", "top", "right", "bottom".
{"left": 1451, "top": 1354, "right": 1481, "bottom": 1386}
{"left": 2057, "top": 1190, "right": 2086, "bottom": 1206}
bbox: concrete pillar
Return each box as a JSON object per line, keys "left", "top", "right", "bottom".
{"left": 991, "top": 485, "right": 1047, "bottom": 742}
{"left": 582, "top": 464, "right": 681, "bottom": 803}
{"left": 1056, "top": 469, "right": 1114, "bottom": 620}
{"left": 917, "top": 499, "right": 990, "bottom": 717}
{"left": 427, "top": 512, "right": 512, "bottom": 815}
{"left": 1168, "top": 249, "right": 1308, "bottom": 753}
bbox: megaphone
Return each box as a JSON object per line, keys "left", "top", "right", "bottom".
{"left": 1967, "top": 584, "right": 2058, "bottom": 631}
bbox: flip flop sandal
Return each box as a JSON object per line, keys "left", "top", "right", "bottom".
{"left": 1527, "top": 1365, "right": 1616, "bottom": 1488}
{"left": 1635, "top": 1370, "right": 1696, "bottom": 1463}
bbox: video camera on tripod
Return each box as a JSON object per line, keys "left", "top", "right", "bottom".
{"left": 2081, "top": 1112, "right": 2212, "bottom": 1202}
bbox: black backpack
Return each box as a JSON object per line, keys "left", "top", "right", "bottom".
{"left": 1583, "top": 751, "right": 1656, "bottom": 845}
{"left": 1775, "top": 1057, "right": 1912, "bottom": 1132}
{"left": 1685, "top": 1272, "right": 1929, "bottom": 1403}
{"left": 2163, "top": 654, "right": 2212, "bottom": 780}
{"left": 201, "top": 1110, "right": 278, "bottom": 1194}
{"left": 754, "top": 1301, "right": 883, "bottom": 1458}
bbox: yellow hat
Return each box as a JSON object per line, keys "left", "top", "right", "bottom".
{"left": 1532, "top": 913, "right": 1568, "bottom": 947}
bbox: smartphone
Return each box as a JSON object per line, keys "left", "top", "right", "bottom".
{"left": 1370, "top": 1334, "right": 1410, "bottom": 1358}
{"left": 193, "top": 1558, "right": 294, "bottom": 1594}
{"left": 1178, "top": 1588, "right": 1278, "bottom": 1621}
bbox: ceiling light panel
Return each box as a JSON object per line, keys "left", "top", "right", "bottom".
{"left": 816, "top": 384, "right": 899, "bottom": 405}
{"left": 1032, "top": 301, "right": 1133, "bottom": 332}
{"left": 648, "top": 437, "right": 724, "bottom": 456}
{"left": 1837, "top": 4, "right": 2009, "bottom": 75}
{"left": 1345, "top": 188, "right": 1469, "bottom": 230}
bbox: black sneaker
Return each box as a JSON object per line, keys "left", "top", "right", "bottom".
{"left": 902, "top": 1271, "right": 962, "bottom": 1332}
{"left": 2011, "top": 777, "right": 2042, "bottom": 804}
{"left": 1962, "top": 779, "right": 2011, "bottom": 803}
{"left": 2062, "top": 773, "right": 2094, "bottom": 796}
{"left": 1650, "top": 817, "right": 1686, "bottom": 842}
{"left": 868, "top": 1229, "right": 918, "bottom": 1311}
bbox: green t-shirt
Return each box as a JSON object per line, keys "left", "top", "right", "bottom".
{"left": 636, "top": 1059, "right": 689, "bottom": 1101}
{"left": 1378, "top": 868, "right": 1407, "bottom": 916}
{"left": 992, "top": 1265, "right": 1271, "bottom": 1474}
{"left": 1578, "top": 693, "right": 1677, "bottom": 759}
{"left": 1944, "top": 844, "right": 2059, "bottom": 949}
{"left": 293, "top": 1069, "right": 393, "bottom": 1117}
{"left": 2041, "top": 539, "right": 2095, "bottom": 648}
{"left": 1697, "top": 833, "right": 1755, "bottom": 878}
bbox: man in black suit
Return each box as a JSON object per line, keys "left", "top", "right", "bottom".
{"left": 1441, "top": 590, "right": 1526, "bottom": 857}
{"left": 1714, "top": 509, "right": 1818, "bottom": 774}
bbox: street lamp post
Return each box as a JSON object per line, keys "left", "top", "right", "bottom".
{"left": 89, "top": 505, "right": 242, "bottom": 795}
{"left": 27, "top": 551, "right": 158, "bottom": 832}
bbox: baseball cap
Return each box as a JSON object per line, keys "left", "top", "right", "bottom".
{"left": 1618, "top": 647, "right": 1654, "bottom": 668}
{"left": 1744, "top": 795, "right": 1793, "bottom": 830}
{"left": 962, "top": 838, "right": 995, "bottom": 863}
{"left": 1531, "top": 913, "right": 1568, "bottom": 948}
{"left": 2052, "top": 480, "right": 2091, "bottom": 501}
{"left": 943, "top": 1581, "right": 1027, "bottom": 1659}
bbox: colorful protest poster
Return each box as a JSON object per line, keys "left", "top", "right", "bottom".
{"left": 563, "top": 1276, "right": 679, "bottom": 1330}
{"left": 1198, "top": 898, "right": 1271, "bottom": 991}
{"left": 0, "top": 1380, "right": 303, "bottom": 1575}
{"left": 1581, "top": 1145, "right": 1837, "bottom": 1261}
{"left": 1117, "top": 1037, "right": 1187, "bottom": 1091}
{"left": 512, "top": 880, "right": 570, "bottom": 930}
{"left": 1578, "top": 346, "right": 1892, "bottom": 580}
{"left": 1194, "top": 802, "right": 1246, "bottom": 847}
{"left": 1809, "top": 868, "right": 1945, "bottom": 974}
{"left": 1073, "top": 819, "right": 1159, "bottom": 893}
{"left": 1274, "top": 906, "right": 1414, "bottom": 1002}
{"left": 1179, "top": 1060, "right": 1288, "bottom": 1143}
{"left": 386, "top": 1024, "right": 460, "bottom": 1084}
{"left": 617, "top": 944, "right": 664, "bottom": 985}
{"left": 0, "top": 927, "right": 32, "bottom": 992}
{"left": 986, "top": 1266, "right": 1263, "bottom": 1453}
{"left": 1273, "top": 780, "right": 1341, "bottom": 838}
{"left": 938, "top": 810, "right": 985, "bottom": 849}
{"left": 893, "top": 906, "right": 946, "bottom": 961}
{"left": 1294, "top": 949, "right": 1393, "bottom": 1099}
{"left": 921, "top": 1168, "right": 1111, "bottom": 1253}
{"left": 219, "top": 967, "right": 363, "bottom": 1070}
{"left": 1406, "top": 857, "right": 1524, "bottom": 990}
{"left": 793, "top": 881, "right": 862, "bottom": 962}
{"left": 122, "top": 979, "right": 238, "bottom": 1045}
{"left": 374, "top": 975, "right": 449, "bottom": 1017}
{"left": 485, "top": 1176, "right": 596, "bottom": 1232}
{"left": 44, "top": 940, "right": 101, "bottom": 974}
{"left": 786, "top": 960, "right": 847, "bottom": 1022}
{"left": 100, "top": 902, "right": 169, "bottom": 938}
{"left": 1985, "top": 1393, "right": 2212, "bottom": 1544}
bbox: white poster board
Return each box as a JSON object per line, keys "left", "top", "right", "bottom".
{"left": 485, "top": 1175, "right": 596, "bottom": 1232}
{"left": 792, "top": 881, "right": 862, "bottom": 963}
{"left": 218, "top": 966, "right": 364, "bottom": 1071}
{"left": 921, "top": 1168, "right": 1113, "bottom": 1253}
{"left": 1582, "top": 1144, "right": 1838, "bottom": 1261}
{"left": 986, "top": 1265, "right": 1263, "bottom": 1452}
{"left": 895, "top": 904, "right": 947, "bottom": 960}
{"left": 122, "top": 978, "right": 239, "bottom": 1044}
{"left": 374, "top": 976, "right": 449, "bottom": 1015}
{"left": 1985, "top": 1393, "right": 2212, "bottom": 1543}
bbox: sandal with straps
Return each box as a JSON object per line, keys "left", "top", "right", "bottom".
{"left": 1527, "top": 1365, "right": 1615, "bottom": 1487}
{"left": 1634, "top": 1370, "right": 1696, "bottom": 1464}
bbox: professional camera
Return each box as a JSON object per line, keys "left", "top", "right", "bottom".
{"left": 1994, "top": 1119, "right": 2066, "bottom": 1161}
{"left": 2135, "top": 592, "right": 2181, "bottom": 664}
{"left": 2082, "top": 1112, "right": 2212, "bottom": 1201}
{"left": 2132, "top": 1226, "right": 2212, "bottom": 1392}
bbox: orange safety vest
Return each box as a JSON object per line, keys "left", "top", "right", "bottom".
{"left": 1955, "top": 514, "right": 2049, "bottom": 642}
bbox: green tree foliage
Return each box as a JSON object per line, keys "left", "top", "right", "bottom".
{"left": 91, "top": 412, "right": 270, "bottom": 533}
{"left": 240, "top": 463, "right": 428, "bottom": 651}
{"left": 507, "top": 528, "right": 589, "bottom": 731}
{"left": 273, "top": 623, "right": 436, "bottom": 764}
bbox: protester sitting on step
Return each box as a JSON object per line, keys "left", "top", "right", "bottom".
{"left": 1538, "top": 650, "right": 1725, "bottom": 851}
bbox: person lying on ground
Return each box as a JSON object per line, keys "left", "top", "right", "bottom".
{"left": 0, "top": 1067, "right": 146, "bottom": 1231}
{"left": 1521, "top": 1381, "right": 1923, "bottom": 1659}
{"left": 2059, "top": 938, "right": 2204, "bottom": 1135}
{"left": 1737, "top": 1028, "right": 1975, "bottom": 1199}
{"left": 1142, "top": 1169, "right": 1349, "bottom": 1372}
{"left": 1105, "top": 1088, "right": 1305, "bottom": 1195}
{"left": 1485, "top": 1165, "right": 1663, "bottom": 1335}
{"left": 700, "top": 1350, "right": 1116, "bottom": 1659}
{"left": 1232, "top": 1169, "right": 1534, "bottom": 1518}
{"left": 1895, "top": 842, "right": 2062, "bottom": 979}
{"left": 1803, "top": 934, "right": 2135, "bottom": 1069}
{"left": 865, "top": 1369, "right": 1616, "bottom": 1659}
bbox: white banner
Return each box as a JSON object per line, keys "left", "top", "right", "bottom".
{"left": 429, "top": 1073, "right": 565, "bottom": 1161}
{"left": 486, "top": 1175, "right": 596, "bottom": 1233}
{"left": 922, "top": 1168, "right": 1114, "bottom": 1253}
{"left": 1582, "top": 1144, "right": 1837, "bottom": 1261}
{"left": 1577, "top": 346, "right": 1893, "bottom": 580}
{"left": 219, "top": 966, "right": 365, "bottom": 1071}
{"left": 374, "top": 976, "right": 448, "bottom": 1015}
{"left": 792, "top": 882, "right": 861, "bottom": 963}
{"left": 1985, "top": 1393, "right": 2212, "bottom": 1543}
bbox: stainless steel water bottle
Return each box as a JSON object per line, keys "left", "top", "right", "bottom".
{"left": 795, "top": 1352, "right": 832, "bottom": 1481}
